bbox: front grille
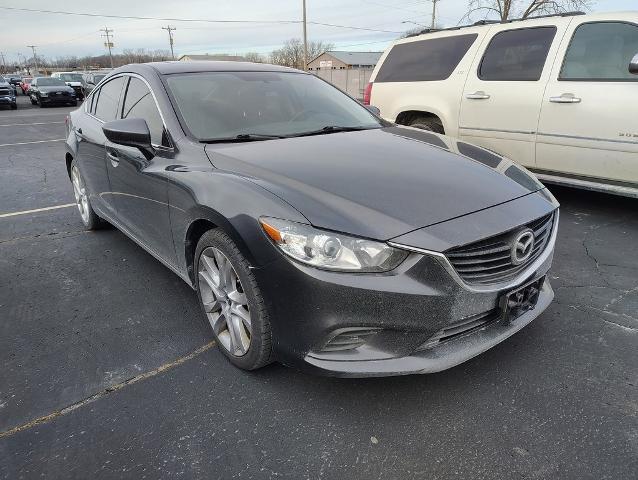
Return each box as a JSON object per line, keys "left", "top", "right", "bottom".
{"left": 445, "top": 212, "right": 555, "bottom": 285}
{"left": 417, "top": 309, "right": 501, "bottom": 351}
{"left": 320, "top": 328, "right": 380, "bottom": 352}
{"left": 0, "top": 87, "right": 11, "bottom": 96}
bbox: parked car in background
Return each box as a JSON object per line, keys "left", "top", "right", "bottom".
{"left": 29, "top": 77, "right": 77, "bottom": 107}
{"left": 20, "top": 77, "right": 32, "bottom": 95}
{"left": 8, "top": 76, "right": 22, "bottom": 88}
{"left": 51, "top": 72, "right": 86, "bottom": 100}
{"left": 0, "top": 75, "right": 18, "bottom": 110}
{"left": 367, "top": 11, "right": 638, "bottom": 198}
{"left": 82, "top": 72, "right": 107, "bottom": 95}
{"left": 64, "top": 61, "right": 559, "bottom": 377}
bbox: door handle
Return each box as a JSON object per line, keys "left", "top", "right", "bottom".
{"left": 549, "top": 93, "right": 581, "bottom": 104}
{"left": 466, "top": 91, "right": 490, "bottom": 100}
{"left": 107, "top": 150, "right": 119, "bottom": 167}
{"left": 74, "top": 127, "right": 84, "bottom": 140}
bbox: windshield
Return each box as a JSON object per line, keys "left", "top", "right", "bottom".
{"left": 59, "top": 74, "right": 84, "bottom": 82}
{"left": 37, "top": 78, "right": 67, "bottom": 86}
{"left": 0, "top": 76, "right": 5, "bottom": 83}
{"left": 165, "top": 71, "right": 382, "bottom": 141}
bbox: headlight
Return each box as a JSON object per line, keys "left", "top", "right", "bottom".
{"left": 40, "top": 92, "right": 48, "bottom": 97}
{"left": 260, "top": 217, "right": 407, "bottom": 272}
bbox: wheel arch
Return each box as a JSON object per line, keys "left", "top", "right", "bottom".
{"left": 395, "top": 110, "right": 446, "bottom": 133}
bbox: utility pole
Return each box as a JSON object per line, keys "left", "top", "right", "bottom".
{"left": 162, "top": 26, "right": 177, "bottom": 60}
{"left": 100, "top": 27, "right": 115, "bottom": 68}
{"left": 302, "top": 0, "right": 308, "bottom": 71}
{"left": 0, "top": 53, "right": 6, "bottom": 74}
{"left": 430, "top": 0, "right": 439, "bottom": 29}
{"left": 27, "top": 45, "right": 39, "bottom": 73}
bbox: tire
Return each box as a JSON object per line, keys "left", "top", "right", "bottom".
{"left": 70, "top": 159, "right": 103, "bottom": 230}
{"left": 30, "top": 97, "right": 37, "bottom": 105}
{"left": 10, "top": 103, "right": 17, "bottom": 110}
{"left": 408, "top": 116, "right": 444, "bottom": 134}
{"left": 195, "top": 229, "right": 273, "bottom": 370}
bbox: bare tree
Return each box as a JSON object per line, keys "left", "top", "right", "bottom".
{"left": 465, "top": 0, "right": 591, "bottom": 22}
{"left": 270, "top": 39, "right": 334, "bottom": 69}
{"left": 244, "top": 52, "right": 265, "bottom": 63}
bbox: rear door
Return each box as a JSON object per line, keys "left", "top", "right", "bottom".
{"left": 76, "top": 75, "right": 125, "bottom": 217}
{"left": 536, "top": 17, "right": 638, "bottom": 185}
{"left": 106, "top": 74, "right": 176, "bottom": 265}
{"left": 459, "top": 22, "right": 564, "bottom": 167}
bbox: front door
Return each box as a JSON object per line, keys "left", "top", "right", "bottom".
{"left": 535, "top": 18, "right": 638, "bottom": 185}
{"left": 459, "top": 22, "right": 564, "bottom": 168}
{"left": 106, "top": 75, "right": 177, "bottom": 266}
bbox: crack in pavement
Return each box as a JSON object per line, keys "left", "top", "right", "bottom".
{"left": 0, "top": 230, "right": 88, "bottom": 245}
{"left": 0, "top": 341, "right": 215, "bottom": 439}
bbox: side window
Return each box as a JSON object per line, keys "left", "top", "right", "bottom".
{"left": 479, "top": 27, "right": 557, "bottom": 81}
{"left": 560, "top": 22, "right": 638, "bottom": 81}
{"left": 94, "top": 76, "right": 125, "bottom": 122}
{"left": 121, "top": 77, "right": 166, "bottom": 146}
{"left": 375, "top": 34, "right": 478, "bottom": 82}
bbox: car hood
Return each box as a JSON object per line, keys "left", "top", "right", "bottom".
{"left": 204, "top": 126, "right": 545, "bottom": 240}
{"left": 38, "top": 85, "right": 74, "bottom": 93}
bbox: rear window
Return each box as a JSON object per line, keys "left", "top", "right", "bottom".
{"left": 375, "top": 34, "right": 478, "bottom": 82}
{"left": 479, "top": 27, "right": 557, "bottom": 81}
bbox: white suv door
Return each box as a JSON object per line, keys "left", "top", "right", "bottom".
{"left": 535, "top": 18, "right": 638, "bottom": 186}
{"left": 459, "top": 21, "right": 565, "bottom": 167}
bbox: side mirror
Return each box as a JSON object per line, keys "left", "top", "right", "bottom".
{"left": 629, "top": 53, "right": 638, "bottom": 75}
{"left": 103, "top": 118, "right": 153, "bottom": 153}
{"left": 365, "top": 105, "right": 381, "bottom": 116}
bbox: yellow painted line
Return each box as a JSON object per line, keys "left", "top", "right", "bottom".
{"left": 0, "top": 138, "right": 65, "bottom": 147}
{"left": 0, "top": 203, "right": 75, "bottom": 218}
{"left": 0, "top": 121, "right": 64, "bottom": 127}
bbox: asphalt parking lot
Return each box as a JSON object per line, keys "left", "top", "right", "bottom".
{"left": 0, "top": 93, "right": 637, "bottom": 480}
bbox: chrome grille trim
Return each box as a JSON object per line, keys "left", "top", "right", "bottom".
{"left": 446, "top": 212, "right": 555, "bottom": 285}
{"left": 388, "top": 209, "right": 559, "bottom": 293}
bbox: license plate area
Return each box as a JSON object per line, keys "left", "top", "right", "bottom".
{"left": 499, "top": 276, "right": 544, "bottom": 321}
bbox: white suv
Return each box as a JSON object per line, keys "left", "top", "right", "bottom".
{"left": 367, "top": 11, "right": 638, "bottom": 198}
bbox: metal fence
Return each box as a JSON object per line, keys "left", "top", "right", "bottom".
{"left": 312, "top": 68, "right": 374, "bottom": 100}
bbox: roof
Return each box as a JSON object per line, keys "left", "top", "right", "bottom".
{"left": 178, "top": 54, "right": 245, "bottom": 61}
{"left": 310, "top": 51, "right": 383, "bottom": 66}
{"left": 145, "top": 61, "right": 302, "bottom": 75}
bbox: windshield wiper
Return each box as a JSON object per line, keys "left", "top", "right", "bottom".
{"left": 201, "top": 133, "right": 286, "bottom": 143}
{"left": 287, "top": 125, "right": 374, "bottom": 138}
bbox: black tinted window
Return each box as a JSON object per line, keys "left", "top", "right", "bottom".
{"left": 375, "top": 34, "right": 478, "bottom": 82}
{"left": 121, "top": 77, "right": 165, "bottom": 146}
{"left": 94, "top": 76, "right": 124, "bottom": 121}
{"left": 560, "top": 22, "right": 638, "bottom": 81}
{"left": 479, "top": 27, "right": 556, "bottom": 81}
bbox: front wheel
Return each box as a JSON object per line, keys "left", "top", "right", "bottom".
{"left": 195, "top": 229, "right": 273, "bottom": 370}
{"left": 10, "top": 103, "right": 17, "bottom": 110}
{"left": 70, "top": 160, "right": 103, "bottom": 230}
{"left": 408, "top": 116, "right": 444, "bottom": 134}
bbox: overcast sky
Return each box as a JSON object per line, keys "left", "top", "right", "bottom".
{"left": 0, "top": 0, "right": 634, "bottom": 62}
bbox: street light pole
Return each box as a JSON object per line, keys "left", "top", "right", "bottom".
{"left": 431, "top": 0, "right": 439, "bottom": 29}
{"left": 0, "top": 53, "right": 6, "bottom": 75}
{"left": 302, "top": 0, "right": 308, "bottom": 71}
{"left": 162, "top": 26, "right": 177, "bottom": 60}
{"left": 27, "top": 45, "right": 39, "bottom": 73}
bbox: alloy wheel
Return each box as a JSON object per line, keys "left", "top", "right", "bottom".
{"left": 71, "top": 165, "right": 89, "bottom": 224}
{"left": 198, "top": 247, "right": 252, "bottom": 356}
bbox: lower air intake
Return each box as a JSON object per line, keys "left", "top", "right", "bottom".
{"left": 320, "top": 328, "right": 381, "bottom": 352}
{"left": 417, "top": 309, "right": 501, "bottom": 351}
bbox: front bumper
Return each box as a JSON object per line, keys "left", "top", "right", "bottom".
{"left": 0, "top": 95, "right": 16, "bottom": 105}
{"left": 40, "top": 95, "right": 76, "bottom": 105}
{"left": 254, "top": 230, "right": 555, "bottom": 377}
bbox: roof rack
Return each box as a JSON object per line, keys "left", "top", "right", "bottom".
{"left": 405, "top": 11, "right": 585, "bottom": 37}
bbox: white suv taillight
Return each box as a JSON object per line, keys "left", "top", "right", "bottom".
{"left": 363, "top": 82, "right": 373, "bottom": 105}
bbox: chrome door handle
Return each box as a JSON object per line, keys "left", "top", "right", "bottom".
{"left": 107, "top": 150, "right": 119, "bottom": 167}
{"left": 549, "top": 93, "right": 581, "bottom": 104}
{"left": 74, "top": 127, "right": 84, "bottom": 140}
{"left": 466, "top": 91, "right": 490, "bottom": 100}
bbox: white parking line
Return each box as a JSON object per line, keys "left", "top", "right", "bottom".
{"left": 0, "top": 203, "right": 75, "bottom": 218}
{"left": 0, "top": 122, "right": 64, "bottom": 127}
{"left": 0, "top": 139, "right": 65, "bottom": 147}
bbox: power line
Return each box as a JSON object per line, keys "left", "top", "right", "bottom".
{"left": 100, "top": 27, "right": 114, "bottom": 68}
{"left": 162, "top": 25, "right": 176, "bottom": 59}
{"left": 0, "top": 6, "right": 402, "bottom": 34}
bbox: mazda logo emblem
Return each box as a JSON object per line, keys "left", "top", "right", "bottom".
{"left": 511, "top": 229, "right": 535, "bottom": 265}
